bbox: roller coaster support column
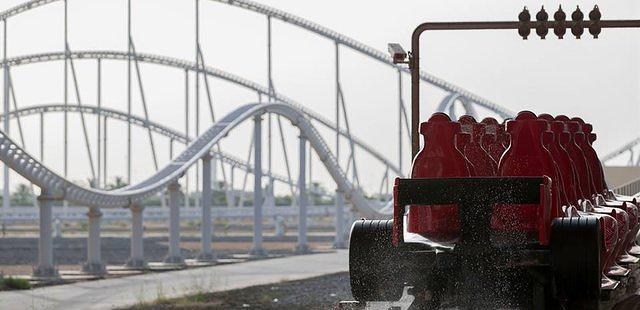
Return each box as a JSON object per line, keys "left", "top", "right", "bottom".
{"left": 125, "top": 204, "right": 147, "bottom": 269}
{"left": 295, "top": 133, "right": 310, "bottom": 254}
{"left": 197, "top": 153, "right": 217, "bottom": 262}
{"left": 250, "top": 115, "right": 267, "bottom": 256}
{"left": 33, "top": 191, "right": 59, "bottom": 279}
{"left": 333, "top": 190, "right": 347, "bottom": 248}
{"left": 82, "top": 206, "right": 106, "bottom": 275}
{"left": 164, "top": 182, "right": 185, "bottom": 265}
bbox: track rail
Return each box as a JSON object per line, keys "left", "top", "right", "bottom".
{"left": 0, "top": 102, "right": 387, "bottom": 217}
{"left": 0, "top": 0, "right": 514, "bottom": 119}
{"left": 0, "top": 103, "right": 297, "bottom": 186}
{"left": 1, "top": 50, "right": 401, "bottom": 177}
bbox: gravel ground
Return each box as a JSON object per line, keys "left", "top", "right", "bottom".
{"left": 127, "top": 272, "right": 352, "bottom": 310}
{"left": 124, "top": 271, "right": 640, "bottom": 310}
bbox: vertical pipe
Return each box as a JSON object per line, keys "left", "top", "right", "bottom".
{"left": 295, "top": 134, "right": 309, "bottom": 253}
{"left": 398, "top": 70, "right": 403, "bottom": 174}
{"left": 33, "top": 191, "right": 58, "bottom": 278}
{"left": 97, "top": 59, "right": 102, "bottom": 188}
{"left": 335, "top": 42, "right": 340, "bottom": 163}
{"left": 250, "top": 115, "right": 266, "bottom": 256}
{"left": 411, "top": 32, "right": 421, "bottom": 157}
{"left": 103, "top": 116, "right": 107, "bottom": 187}
{"left": 194, "top": 0, "right": 200, "bottom": 209}
{"left": 40, "top": 112, "right": 44, "bottom": 162}
{"left": 63, "top": 0, "right": 68, "bottom": 203}
{"left": 184, "top": 70, "right": 190, "bottom": 208}
{"left": 2, "top": 20, "right": 8, "bottom": 209}
{"left": 165, "top": 182, "right": 184, "bottom": 264}
{"left": 267, "top": 16, "right": 272, "bottom": 100}
{"left": 125, "top": 204, "right": 146, "bottom": 268}
{"left": 197, "top": 154, "right": 216, "bottom": 261}
{"left": 127, "top": 0, "right": 132, "bottom": 184}
{"left": 266, "top": 16, "right": 273, "bottom": 189}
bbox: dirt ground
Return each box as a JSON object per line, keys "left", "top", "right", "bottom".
{"left": 126, "top": 272, "right": 352, "bottom": 310}
{"left": 123, "top": 271, "right": 640, "bottom": 310}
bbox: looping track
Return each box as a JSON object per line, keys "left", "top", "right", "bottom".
{"left": 0, "top": 0, "right": 515, "bottom": 119}
{"left": 0, "top": 102, "right": 386, "bottom": 217}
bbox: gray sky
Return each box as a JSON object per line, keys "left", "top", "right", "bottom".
{"left": 1, "top": 0, "right": 639, "bottom": 195}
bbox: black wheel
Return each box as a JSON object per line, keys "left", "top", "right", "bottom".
{"left": 349, "top": 219, "right": 404, "bottom": 302}
{"left": 550, "top": 217, "right": 602, "bottom": 309}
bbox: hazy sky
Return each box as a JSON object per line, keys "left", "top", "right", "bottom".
{"left": 0, "top": 0, "right": 639, "bottom": 195}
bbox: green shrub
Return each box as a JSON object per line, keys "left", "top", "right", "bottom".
{"left": 1, "top": 277, "right": 31, "bottom": 290}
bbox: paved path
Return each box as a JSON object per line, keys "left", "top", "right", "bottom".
{"left": 0, "top": 250, "right": 348, "bottom": 310}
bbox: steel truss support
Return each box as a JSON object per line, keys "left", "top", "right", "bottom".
{"left": 126, "top": 0, "right": 132, "bottom": 184}
{"left": 82, "top": 206, "right": 106, "bottom": 275}
{"left": 194, "top": 0, "right": 201, "bottom": 210}
{"left": 97, "top": 59, "right": 102, "bottom": 188}
{"left": 67, "top": 45, "right": 97, "bottom": 181}
{"left": 334, "top": 42, "right": 360, "bottom": 188}
{"left": 184, "top": 69, "right": 190, "bottom": 209}
{"left": 33, "top": 191, "right": 59, "bottom": 278}
{"left": 164, "top": 181, "right": 185, "bottom": 265}
{"left": 196, "top": 153, "right": 217, "bottom": 262}
{"left": 63, "top": 0, "right": 68, "bottom": 208}
{"left": 2, "top": 19, "right": 8, "bottom": 209}
{"left": 125, "top": 203, "right": 147, "bottom": 269}
{"left": 294, "top": 133, "right": 309, "bottom": 254}
{"left": 6, "top": 71, "right": 37, "bottom": 207}
{"left": 129, "top": 40, "right": 159, "bottom": 171}
{"left": 276, "top": 115, "right": 298, "bottom": 205}
{"left": 103, "top": 116, "right": 107, "bottom": 187}
{"left": 249, "top": 115, "right": 267, "bottom": 256}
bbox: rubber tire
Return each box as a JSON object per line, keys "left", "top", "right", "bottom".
{"left": 349, "top": 219, "right": 404, "bottom": 302}
{"left": 550, "top": 217, "right": 601, "bottom": 308}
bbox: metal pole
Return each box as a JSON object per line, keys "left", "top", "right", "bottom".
{"left": 184, "top": 70, "right": 190, "bottom": 208}
{"left": 398, "top": 70, "right": 403, "bottom": 174}
{"left": 266, "top": 16, "right": 273, "bottom": 193}
{"left": 197, "top": 154, "right": 216, "bottom": 262}
{"left": 195, "top": 0, "right": 201, "bottom": 209}
{"left": 295, "top": 133, "right": 309, "bottom": 253}
{"left": 68, "top": 53, "right": 97, "bottom": 181}
{"left": 127, "top": 0, "right": 132, "bottom": 184}
{"left": 103, "top": 116, "right": 107, "bottom": 187}
{"left": 335, "top": 42, "right": 340, "bottom": 165}
{"left": 63, "top": 0, "right": 68, "bottom": 204}
{"left": 250, "top": 115, "right": 266, "bottom": 256}
{"left": 2, "top": 20, "right": 8, "bottom": 209}
{"left": 40, "top": 112, "right": 44, "bottom": 162}
{"left": 97, "top": 59, "right": 102, "bottom": 188}
{"left": 267, "top": 16, "right": 273, "bottom": 100}
{"left": 129, "top": 41, "right": 159, "bottom": 170}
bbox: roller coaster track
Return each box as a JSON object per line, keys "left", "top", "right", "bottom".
{"left": 0, "top": 0, "right": 515, "bottom": 119}
{"left": 1, "top": 50, "right": 401, "bottom": 177}
{"left": 601, "top": 137, "right": 640, "bottom": 163}
{"left": 0, "top": 102, "right": 387, "bottom": 217}
{"left": 0, "top": 103, "right": 297, "bottom": 188}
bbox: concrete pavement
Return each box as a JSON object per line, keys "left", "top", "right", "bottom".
{"left": 0, "top": 250, "right": 348, "bottom": 310}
